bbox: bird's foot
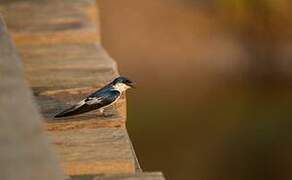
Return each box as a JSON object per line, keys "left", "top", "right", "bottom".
{"left": 102, "top": 113, "right": 114, "bottom": 118}
{"left": 99, "top": 108, "right": 114, "bottom": 118}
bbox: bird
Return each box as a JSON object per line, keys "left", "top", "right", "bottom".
{"left": 54, "top": 76, "right": 135, "bottom": 118}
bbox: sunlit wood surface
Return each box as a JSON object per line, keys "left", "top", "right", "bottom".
{"left": 0, "top": 0, "right": 136, "bottom": 176}
{"left": 0, "top": 0, "right": 166, "bottom": 179}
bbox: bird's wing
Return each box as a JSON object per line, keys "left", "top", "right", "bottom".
{"left": 55, "top": 90, "right": 120, "bottom": 117}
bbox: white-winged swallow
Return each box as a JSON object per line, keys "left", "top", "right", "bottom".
{"left": 54, "top": 76, "right": 135, "bottom": 118}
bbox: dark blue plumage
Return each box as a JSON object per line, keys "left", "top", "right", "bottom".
{"left": 54, "top": 76, "right": 134, "bottom": 118}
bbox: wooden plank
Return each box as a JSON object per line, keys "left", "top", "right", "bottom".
{"left": 48, "top": 127, "right": 135, "bottom": 175}
{"left": 70, "top": 172, "right": 166, "bottom": 180}
{"left": 0, "top": 0, "right": 139, "bottom": 175}
{"left": 0, "top": 0, "right": 100, "bottom": 45}
{"left": 18, "top": 44, "right": 118, "bottom": 90}
{"left": 0, "top": 0, "right": 123, "bottom": 123}
{"left": 0, "top": 17, "right": 63, "bottom": 180}
{"left": 98, "top": 172, "right": 166, "bottom": 180}
{"left": 16, "top": 43, "right": 124, "bottom": 125}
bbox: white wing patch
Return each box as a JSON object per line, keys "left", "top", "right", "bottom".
{"left": 69, "top": 97, "right": 102, "bottom": 112}
{"left": 85, "top": 97, "right": 103, "bottom": 105}
{"left": 73, "top": 99, "right": 86, "bottom": 109}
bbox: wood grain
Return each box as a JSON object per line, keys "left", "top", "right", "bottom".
{"left": 97, "top": 172, "right": 166, "bottom": 180}
{"left": 70, "top": 172, "right": 165, "bottom": 180}
{"left": 0, "top": 0, "right": 163, "bottom": 178}
{"left": 0, "top": 0, "right": 138, "bottom": 175}
{"left": 0, "top": 17, "right": 63, "bottom": 180}
{"left": 0, "top": 0, "right": 100, "bottom": 44}
{"left": 48, "top": 127, "right": 136, "bottom": 175}
{"left": 0, "top": 0, "right": 123, "bottom": 123}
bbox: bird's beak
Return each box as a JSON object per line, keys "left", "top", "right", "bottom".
{"left": 128, "top": 82, "right": 136, "bottom": 88}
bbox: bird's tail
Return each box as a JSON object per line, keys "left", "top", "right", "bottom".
{"left": 54, "top": 103, "right": 96, "bottom": 118}
{"left": 54, "top": 106, "right": 77, "bottom": 118}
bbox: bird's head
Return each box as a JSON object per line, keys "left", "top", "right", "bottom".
{"left": 111, "top": 76, "right": 135, "bottom": 92}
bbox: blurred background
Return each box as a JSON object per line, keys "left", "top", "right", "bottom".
{"left": 98, "top": 0, "right": 292, "bottom": 179}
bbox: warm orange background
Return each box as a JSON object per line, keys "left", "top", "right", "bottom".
{"left": 98, "top": 0, "right": 292, "bottom": 179}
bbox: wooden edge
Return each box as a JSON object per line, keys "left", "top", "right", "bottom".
{"left": 13, "top": 31, "right": 100, "bottom": 45}
{"left": 124, "top": 130, "right": 142, "bottom": 173}
{"left": 45, "top": 118, "right": 126, "bottom": 131}
{"left": 99, "top": 172, "right": 166, "bottom": 180}
{"left": 62, "top": 160, "right": 135, "bottom": 176}
{"left": 69, "top": 172, "right": 165, "bottom": 180}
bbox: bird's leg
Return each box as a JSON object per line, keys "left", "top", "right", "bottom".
{"left": 102, "top": 106, "right": 115, "bottom": 117}
{"left": 99, "top": 108, "right": 111, "bottom": 117}
{"left": 98, "top": 108, "right": 104, "bottom": 116}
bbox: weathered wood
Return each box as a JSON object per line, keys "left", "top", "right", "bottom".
{"left": 0, "top": 0, "right": 139, "bottom": 176}
{"left": 48, "top": 127, "right": 135, "bottom": 175}
{"left": 0, "top": 0, "right": 123, "bottom": 123}
{"left": 70, "top": 172, "right": 165, "bottom": 180}
{"left": 18, "top": 44, "right": 125, "bottom": 125}
{"left": 0, "top": 17, "right": 63, "bottom": 180}
{"left": 0, "top": 0, "right": 100, "bottom": 45}
{"left": 97, "top": 172, "right": 166, "bottom": 180}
